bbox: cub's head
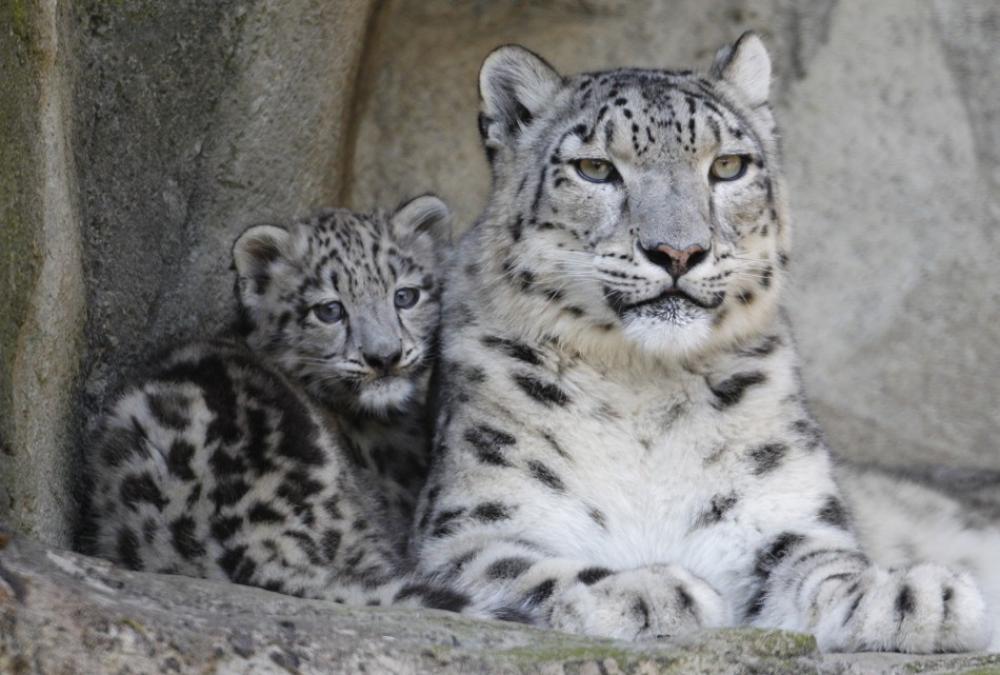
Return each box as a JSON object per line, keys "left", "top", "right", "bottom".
{"left": 233, "top": 197, "right": 450, "bottom": 415}
{"left": 475, "top": 33, "right": 788, "bottom": 359}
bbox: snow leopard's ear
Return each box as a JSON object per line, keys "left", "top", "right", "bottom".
{"left": 391, "top": 194, "right": 451, "bottom": 244}
{"left": 710, "top": 31, "right": 771, "bottom": 107}
{"left": 478, "top": 45, "right": 562, "bottom": 154}
{"left": 233, "top": 224, "right": 289, "bottom": 299}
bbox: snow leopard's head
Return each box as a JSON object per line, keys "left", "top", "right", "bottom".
{"left": 475, "top": 33, "right": 788, "bottom": 360}
{"left": 234, "top": 197, "right": 450, "bottom": 415}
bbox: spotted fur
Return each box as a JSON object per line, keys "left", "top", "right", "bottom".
{"left": 85, "top": 199, "right": 478, "bottom": 610}
{"left": 839, "top": 463, "right": 1000, "bottom": 651}
{"left": 411, "top": 34, "right": 993, "bottom": 651}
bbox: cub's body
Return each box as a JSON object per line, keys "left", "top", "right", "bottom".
{"left": 91, "top": 338, "right": 400, "bottom": 596}
{"left": 86, "top": 202, "right": 473, "bottom": 610}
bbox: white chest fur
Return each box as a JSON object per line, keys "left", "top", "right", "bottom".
{"left": 493, "top": 356, "right": 778, "bottom": 583}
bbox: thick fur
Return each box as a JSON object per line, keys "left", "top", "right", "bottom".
{"left": 840, "top": 464, "right": 1000, "bottom": 651}
{"left": 411, "top": 34, "right": 993, "bottom": 651}
{"left": 84, "top": 201, "right": 477, "bottom": 612}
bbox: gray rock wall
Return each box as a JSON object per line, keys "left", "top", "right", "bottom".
{"left": 72, "top": 0, "right": 376, "bottom": 416}
{"left": 347, "top": 0, "right": 1000, "bottom": 472}
{"left": 1, "top": 0, "right": 376, "bottom": 545}
{"left": 1, "top": 0, "right": 998, "bottom": 553}
{"left": 0, "top": 0, "right": 84, "bottom": 546}
{"left": 2, "top": 1, "right": 999, "bottom": 670}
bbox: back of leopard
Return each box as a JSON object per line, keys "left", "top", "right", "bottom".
{"left": 84, "top": 198, "right": 474, "bottom": 609}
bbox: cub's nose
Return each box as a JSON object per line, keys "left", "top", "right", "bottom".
{"left": 363, "top": 349, "right": 402, "bottom": 374}
{"left": 640, "top": 243, "right": 709, "bottom": 280}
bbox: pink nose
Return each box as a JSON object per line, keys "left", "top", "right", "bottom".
{"left": 642, "top": 243, "right": 709, "bottom": 279}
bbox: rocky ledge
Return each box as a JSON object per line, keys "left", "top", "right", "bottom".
{"left": 0, "top": 528, "right": 998, "bottom": 674}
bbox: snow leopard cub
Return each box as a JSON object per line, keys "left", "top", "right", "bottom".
{"left": 86, "top": 197, "right": 471, "bottom": 609}
{"left": 411, "top": 34, "right": 993, "bottom": 652}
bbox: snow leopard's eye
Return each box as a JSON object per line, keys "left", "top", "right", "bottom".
{"left": 394, "top": 287, "right": 420, "bottom": 309}
{"left": 574, "top": 158, "right": 618, "bottom": 183}
{"left": 312, "top": 301, "right": 345, "bottom": 324}
{"left": 709, "top": 155, "right": 748, "bottom": 182}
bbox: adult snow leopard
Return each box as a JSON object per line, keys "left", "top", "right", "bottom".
{"left": 411, "top": 33, "right": 994, "bottom": 652}
{"left": 85, "top": 198, "right": 471, "bottom": 609}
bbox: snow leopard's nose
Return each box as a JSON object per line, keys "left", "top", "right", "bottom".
{"left": 640, "top": 243, "right": 709, "bottom": 280}
{"left": 363, "top": 348, "right": 402, "bottom": 374}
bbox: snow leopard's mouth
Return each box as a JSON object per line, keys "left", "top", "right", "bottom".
{"left": 607, "top": 287, "right": 724, "bottom": 316}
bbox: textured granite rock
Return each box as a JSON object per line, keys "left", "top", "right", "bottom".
{"left": 0, "top": 0, "right": 85, "bottom": 546}
{"left": 347, "top": 0, "right": 1000, "bottom": 473}
{"left": 0, "top": 0, "right": 376, "bottom": 545}
{"left": 2, "top": 2, "right": 999, "bottom": 669}
{"left": 71, "top": 0, "right": 376, "bottom": 477}
{"left": 2, "top": 530, "right": 999, "bottom": 674}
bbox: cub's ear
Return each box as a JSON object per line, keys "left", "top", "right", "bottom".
{"left": 478, "top": 45, "right": 562, "bottom": 153}
{"left": 232, "top": 224, "right": 289, "bottom": 297}
{"left": 710, "top": 31, "right": 771, "bottom": 107}
{"left": 391, "top": 194, "right": 451, "bottom": 244}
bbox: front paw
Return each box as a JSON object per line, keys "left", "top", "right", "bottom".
{"left": 548, "top": 564, "right": 729, "bottom": 641}
{"left": 816, "top": 563, "right": 991, "bottom": 653}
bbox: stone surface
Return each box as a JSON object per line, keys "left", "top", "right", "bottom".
{"left": 2, "top": 1, "right": 1000, "bottom": 669}
{"left": 347, "top": 0, "right": 1000, "bottom": 472}
{"left": 75, "top": 0, "right": 370, "bottom": 413}
{"left": 0, "top": 0, "right": 377, "bottom": 545}
{"left": 783, "top": 1, "right": 1000, "bottom": 472}
{"left": 2, "top": 530, "right": 999, "bottom": 674}
{"left": 0, "top": 0, "right": 85, "bottom": 546}
{"left": 72, "top": 0, "right": 376, "bottom": 462}
{"left": 3, "top": 0, "right": 997, "bottom": 550}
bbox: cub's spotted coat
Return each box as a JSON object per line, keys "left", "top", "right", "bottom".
{"left": 86, "top": 198, "right": 472, "bottom": 609}
{"left": 411, "top": 34, "right": 994, "bottom": 651}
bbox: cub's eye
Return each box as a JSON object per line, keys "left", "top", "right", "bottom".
{"left": 574, "top": 158, "right": 618, "bottom": 183}
{"left": 312, "top": 301, "right": 345, "bottom": 324}
{"left": 710, "top": 155, "right": 748, "bottom": 182}
{"left": 394, "top": 287, "right": 420, "bottom": 309}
